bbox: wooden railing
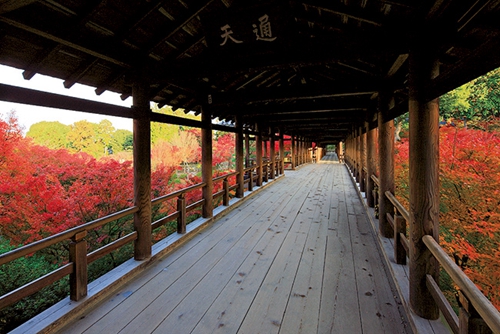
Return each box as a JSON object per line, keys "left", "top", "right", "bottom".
{"left": 0, "top": 170, "right": 244, "bottom": 312}
{"left": 362, "top": 167, "right": 500, "bottom": 334}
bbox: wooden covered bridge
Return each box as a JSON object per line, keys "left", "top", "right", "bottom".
{"left": 1, "top": 0, "right": 500, "bottom": 333}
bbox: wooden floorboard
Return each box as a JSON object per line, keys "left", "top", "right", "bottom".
{"left": 57, "top": 157, "right": 411, "bottom": 334}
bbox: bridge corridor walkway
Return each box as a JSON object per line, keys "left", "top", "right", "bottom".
{"left": 57, "top": 158, "right": 411, "bottom": 334}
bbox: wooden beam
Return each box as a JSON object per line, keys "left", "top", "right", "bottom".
{"left": 0, "top": 16, "right": 131, "bottom": 68}
{"left": 0, "top": 83, "right": 133, "bottom": 118}
{"left": 0, "top": 0, "right": 37, "bottom": 14}
{"left": 210, "top": 83, "right": 378, "bottom": 106}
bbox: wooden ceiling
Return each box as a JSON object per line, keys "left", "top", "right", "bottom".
{"left": 1, "top": 0, "right": 499, "bottom": 144}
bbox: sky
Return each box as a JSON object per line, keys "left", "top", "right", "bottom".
{"left": 0, "top": 64, "right": 133, "bottom": 134}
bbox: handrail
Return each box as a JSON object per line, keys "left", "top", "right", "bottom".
{"left": 371, "top": 174, "right": 379, "bottom": 186}
{"left": 423, "top": 235, "right": 500, "bottom": 333}
{"left": 0, "top": 160, "right": 272, "bottom": 315}
{"left": 0, "top": 206, "right": 138, "bottom": 266}
{"left": 212, "top": 171, "right": 238, "bottom": 182}
{"left": 384, "top": 191, "right": 410, "bottom": 222}
{"left": 151, "top": 182, "right": 206, "bottom": 205}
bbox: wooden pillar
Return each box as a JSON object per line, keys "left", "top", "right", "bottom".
{"left": 279, "top": 129, "right": 285, "bottom": 175}
{"left": 245, "top": 132, "right": 250, "bottom": 168}
{"left": 339, "top": 141, "right": 343, "bottom": 162}
{"left": 360, "top": 125, "right": 366, "bottom": 192}
{"left": 378, "top": 94, "right": 395, "bottom": 238}
{"left": 201, "top": 106, "right": 213, "bottom": 218}
{"left": 235, "top": 115, "right": 244, "bottom": 198}
{"left": 356, "top": 127, "right": 361, "bottom": 183}
{"left": 291, "top": 135, "right": 296, "bottom": 170}
{"left": 409, "top": 41, "right": 440, "bottom": 319}
{"left": 256, "top": 125, "right": 263, "bottom": 187}
{"left": 366, "top": 122, "right": 377, "bottom": 207}
{"left": 270, "top": 130, "right": 276, "bottom": 179}
{"left": 132, "top": 81, "right": 152, "bottom": 260}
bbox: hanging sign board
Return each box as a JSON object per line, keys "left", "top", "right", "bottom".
{"left": 202, "top": 2, "right": 292, "bottom": 57}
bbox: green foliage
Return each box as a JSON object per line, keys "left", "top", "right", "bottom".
{"left": 112, "top": 129, "right": 133, "bottom": 152}
{"left": 26, "top": 121, "right": 69, "bottom": 149}
{"left": 0, "top": 238, "right": 69, "bottom": 333}
{"left": 440, "top": 67, "right": 500, "bottom": 120}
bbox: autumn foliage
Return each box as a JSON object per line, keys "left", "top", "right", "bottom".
{"left": 395, "top": 119, "right": 500, "bottom": 310}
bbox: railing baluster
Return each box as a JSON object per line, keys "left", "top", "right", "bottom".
{"left": 223, "top": 177, "right": 230, "bottom": 206}
{"left": 69, "top": 230, "right": 88, "bottom": 301}
{"left": 248, "top": 167, "right": 253, "bottom": 191}
{"left": 394, "top": 214, "right": 407, "bottom": 265}
{"left": 177, "top": 193, "right": 186, "bottom": 234}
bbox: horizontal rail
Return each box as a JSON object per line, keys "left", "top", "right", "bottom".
{"left": 426, "top": 274, "right": 459, "bottom": 334}
{"left": 423, "top": 235, "right": 500, "bottom": 333}
{"left": 152, "top": 182, "right": 206, "bottom": 205}
{"left": 152, "top": 212, "right": 179, "bottom": 230}
{"left": 0, "top": 263, "right": 73, "bottom": 309}
{"left": 186, "top": 199, "right": 205, "bottom": 213}
{"left": 0, "top": 206, "right": 138, "bottom": 266}
{"left": 384, "top": 191, "right": 410, "bottom": 222}
{"left": 212, "top": 171, "right": 238, "bottom": 182}
{"left": 371, "top": 174, "right": 379, "bottom": 186}
{"left": 87, "top": 232, "right": 137, "bottom": 264}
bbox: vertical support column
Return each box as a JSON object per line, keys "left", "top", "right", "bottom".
{"left": 339, "top": 141, "right": 343, "bottom": 163}
{"left": 279, "top": 129, "right": 285, "bottom": 175}
{"left": 263, "top": 136, "right": 269, "bottom": 183}
{"left": 256, "top": 125, "right": 263, "bottom": 186}
{"left": 360, "top": 126, "right": 366, "bottom": 192}
{"left": 133, "top": 81, "right": 151, "bottom": 260}
{"left": 201, "top": 106, "right": 213, "bottom": 218}
{"left": 270, "top": 130, "right": 276, "bottom": 179}
{"left": 378, "top": 94, "right": 395, "bottom": 238}
{"left": 235, "top": 115, "right": 244, "bottom": 198}
{"left": 356, "top": 127, "right": 361, "bottom": 183}
{"left": 291, "top": 135, "right": 296, "bottom": 170}
{"left": 409, "top": 41, "right": 440, "bottom": 319}
{"left": 245, "top": 132, "right": 250, "bottom": 168}
{"left": 366, "top": 122, "right": 377, "bottom": 207}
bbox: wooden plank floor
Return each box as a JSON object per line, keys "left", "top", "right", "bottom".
{"left": 57, "top": 156, "right": 411, "bottom": 334}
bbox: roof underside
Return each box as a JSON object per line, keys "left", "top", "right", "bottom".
{"left": 1, "top": 0, "right": 499, "bottom": 143}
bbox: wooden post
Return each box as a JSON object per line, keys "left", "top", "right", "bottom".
{"left": 132, "top": 81, "right": 151, "bottom": 260}
{"left": 245, "top": 132, "right": 250, "bottom": 168}
{"left": 378, "top": 94, "right": 395, "bottom": 238}
{"left": 235, "top": 115, "right": 244, "bottom": 198}
{"left": 291, "top": 135, "right": 296, "bottom": 170}
{"left": 360, "top": 125, "right": 366, "bottom": 192}
{"left": 223, "top": 177, "right": 230, "bottom": 206}
{"left": 201, "top": 106, "right": 213, "bottom": 218}
{"left": 69, "top": 231, "right": 87, "bottom": 301}
{"left": 409, "top": 43, "right": 440, "bottom": 319}
{"left": 270, "top": 130, "right": 276, "bottom": 179}
{"left": 279, "top": 129, "right": 285, "bottom": 175}
{"left": 177, "top": 194, "right": 186, "bottom": 234}
{"left": 356, "top": 127, "right": 361, "bottom": 183}
{"left": 394, "top": 215, "right": 407, "bottom": 265}
{"left": 366, "top": 122, "right": 377, "bottom": 208}
{"left": 256, "top": 125, "right": 263, "bottom": 186}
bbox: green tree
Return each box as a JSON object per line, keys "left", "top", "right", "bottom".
{"left": 440, "top": 67, "right": 500, "bottom": 121}
{"left": 66, "top": 120, "right": 101, "bottom": 157}
{"left": 151, "top": 104, "right": 201, "bottom": 145}
{"left": 112, "top": 129, "right": 133, "bottom": 152}
{"left": 26, "top": 121, "right": 69, "bottom": 149}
